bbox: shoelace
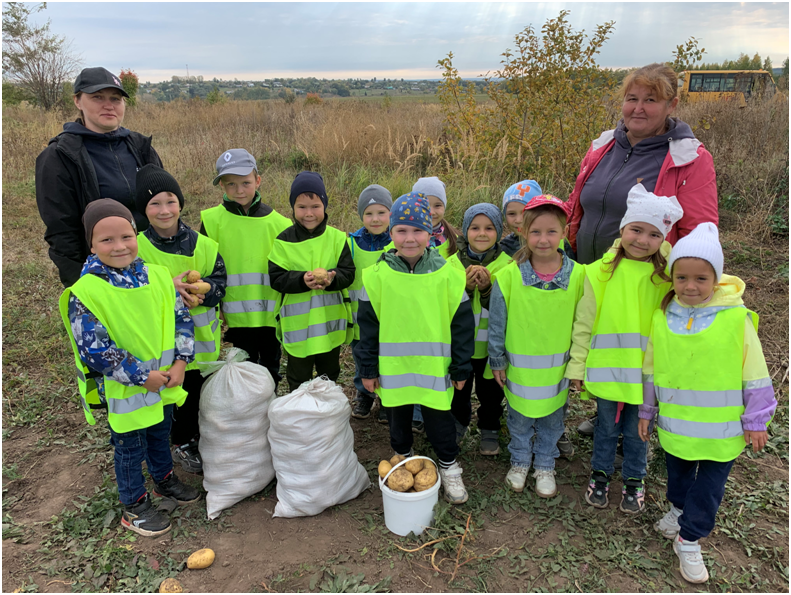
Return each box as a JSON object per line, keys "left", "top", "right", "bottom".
{"left": 533, "top": 469, "right": 555, "bottom": 480}
{"left": 678, "top": 543, "right": 704, "bottom": 564}
{"left": 442, "top": 467, "right": 464, "bottom": 490}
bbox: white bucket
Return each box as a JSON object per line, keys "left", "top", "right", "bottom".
{"left": 378, "top": 456, "right": 441, "bottom": 537}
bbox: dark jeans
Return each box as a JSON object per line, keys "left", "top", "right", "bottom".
{"left": 591, "top": 397, "right": 648, "bottom": 480}
{"left": 453, "top": 357, "right": 504, "bottom": 431}
{"left": 225, "top": 325, "right": 282, "bottom": 385}
{"left": 285, "top": 346, "right": 341, "bottom": 392}
{"left": 387, "top": 403, "right": 459, "bottom": 464}
{"left": 170, "top": 369, "right": 204, "bottom": 445}
{"left": 351, "top": 339, "right": 375, "bottom": 404}
{"left": 666, "top": 452, "right": 735, "bottom": 542}
{"left": 109, "top": 404, "right": 175, "bottom": 505}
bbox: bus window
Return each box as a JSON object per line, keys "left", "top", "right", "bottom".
{"left": 722, "top": 75, "right": 736, "bottom": 92}
{"left": 735, "top": 76, "right": 752, "bottom": 93}
{"left": 689, "top": 73, "right": 704, "bottom": 92}
{"left": 702, "top": 74, "right": 722, "bottom": 92}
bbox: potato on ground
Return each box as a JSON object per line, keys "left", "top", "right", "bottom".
{"left": 404, "top": 457, "right": 424, "bottom": 475}
{"left": 186, "top": 548, "right": 215, "bottom": 569}
{"left": 414, "top": 467, "right": 438, "bottom": 492}
{"left": 378, "top": 460, "right": 393, "bottom": 479}
{"left": 386, "top": 468, "right": 414, "bottom": 492}
{"left": 159, "top": 578, "right": 183, "bottom": 593}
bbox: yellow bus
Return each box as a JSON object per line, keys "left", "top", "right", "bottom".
{"left": 678, "top": 70, "right": 778, "bottom": 106}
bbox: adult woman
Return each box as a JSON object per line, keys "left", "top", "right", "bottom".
{"left": 566, "top": 63, "right": 718, "bottom": 265}
{"left": 35, "top": 67, "right": 163, "bottom": 286}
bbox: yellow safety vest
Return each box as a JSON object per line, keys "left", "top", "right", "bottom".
{"left": 347, "top": 235, "right": 393, "bottom": 341}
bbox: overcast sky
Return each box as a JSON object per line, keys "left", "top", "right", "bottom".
{"left": 31, "top": 2, "right": 790, "bottom": 82}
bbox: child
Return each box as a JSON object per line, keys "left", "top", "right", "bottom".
{"left": 268, "top": 171, "right": 356, "bottom": 391}
{"left": 60, "top": 200, "right": 200, "bottom": 537}
{"left": 200, "top": 149, "right": 291, "bottom": 384}
{"left": 135, "top": 165, "right": 227, "bottom": 474}
{"left": 566, "top": 183, "right": 683, "bottom": 514}
{"left": 500, "top": 180, "right": 543, "bottom": 257}
{"left": 354, "top": 192, "right": 475, "bottom": 504}
{"left": 489, "top": 196, "right": 584, "bottom": 497}
{"left": 638, "top": 223, "right": 776, "bottom": 584}
{"left": 348, "top": 184, "right": 393, "bottom": 422}
{"left": 446, "top": 203, "right": 510, "bottom": 454}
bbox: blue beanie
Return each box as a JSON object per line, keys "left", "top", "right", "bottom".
{"left": 502, "top": 180, "right": 542, "bottom": 213}
{"left": 463, "top": 203, "right": 503, "bottom": 242}
{"left": 290, "top": 171, "right": 328, "bottom": 208}
{"left": 390, "top": 192, "right": 432, "bottom": 233}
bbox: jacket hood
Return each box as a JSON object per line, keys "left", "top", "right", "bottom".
{"left": 379, "top": 247, "right": 447, "bottom": 274}
{"left": 675, "top": 273, "right": 745, "bottom": 309}
{"left": 608, "top": 238, "right": 672, "bottom": 259}
{"left": 63, "top": 121, "right": 131, "bottom": 140}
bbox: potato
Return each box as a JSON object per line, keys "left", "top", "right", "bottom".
{"left": 414, "top": 467, "right": 438, "bottom": 492}
{"left": 183, "top": 293, "right": 200, "bottom": 308}
{"left": 378, "top": 460, "right": 392, "bottom": 479}
{"left": 467, "top": 265, "right": 485, "bottom": 276}
{"left": 386, "top": 468, "right": 414, "bottom": 492}
{"left": 185, "top": 270, "right": 201, "bottom": 284}
{"left": 404, "top": 457, "right": 424, "bottom": 475}
{"left": 312, "top": 268, "right": 329, "bottom": 285}
{"left": 423, "top": 460, "right": 436, "bottom": 473}
{"left": 190, "top": 281, "right": 211, "bottom": 295}
{"left": 389, "top": 454, "right": 406, "bottom": 466}
{"left": 159, "top": 578, "right": 184, "bottom": 593}
{"left": 186, "top": 548, "right": 215, "bottom": 569}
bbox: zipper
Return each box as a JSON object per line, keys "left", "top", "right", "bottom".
{"left": 108, "top": 140, "right": 133, "bottom": 207}
{"left": 590, "top": 147, "right": 632, "bottom": 256}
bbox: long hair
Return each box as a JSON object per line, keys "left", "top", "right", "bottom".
{"left": 513, "top": 205, "right": 568, "bottom": 265}
{"left": 603, "top": 243, "right": 670, "bottom": 285}
{"left": 439, "top": 217, "right": 460, "bottom": 256}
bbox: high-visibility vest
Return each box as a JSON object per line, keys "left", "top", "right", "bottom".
{"left": 200, "top": 205, "right": 291, "bottom": 329}
{"left": 497, "top": 261, "right": 585, "bottom": 418}
{"left": 59, "top": 264, "right": 188, "bottom": 433}
{"left": 652, "top": 307, "right": 759, "bottom": 462}
{"left": 584, "top": 255, "right": 670, "bottom": 404}
{"left": 137, "top": 233, "right": 221, "bottom": 369}
{"left": 436, "top": 241, "right": 453, "bottom": 260}
{"left": 269, "top": 226, "right": 353, "bottom": 357}
{"left": 361, "top": 259, "right": 467, "bottom": 410}
{"left": 347, "top": 236, "right": 393, "bottom": 341}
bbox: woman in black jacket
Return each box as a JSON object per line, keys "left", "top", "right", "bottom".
{"left": 35, "top": 67, "right": 163, "bottom": 286}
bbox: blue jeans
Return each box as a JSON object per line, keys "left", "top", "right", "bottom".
{"left": 109, "top": 404, "right": 175, "bottom": 505}
{"left": 591, "top": 398, "right": 647, "bottom": 480}
{"left": 666, "top": 452, "right": 735, "bottom": 542}
{"left": 413, "top": 404, "right": 423, "bottom": 423}
{"left": 350, "top": 339, "right": 375, "bottom": 404}
{"left": 506, "top": 402, "right": 565, "bottom": 470}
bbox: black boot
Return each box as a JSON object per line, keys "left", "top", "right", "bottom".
{"left": 153, "top": 471, "right": 201, "bottom": 505}
{"left": 122, "top": 493, "right": 171, "bottom": 537}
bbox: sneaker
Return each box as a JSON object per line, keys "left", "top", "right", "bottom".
{"left": 585, "top": 470, "right": 609, "bottom": 508}
{"left": 172, "top": 439, "right": 203, "bottom": 474}
{"left": 152, "top": 471, "right": 201, "bottom": 505}
{"left": 620, "top": 477, "right": 645, "bottom": 514}
{"left": 412, "top": 420, "right": 425, "bottom": 434}
{"left": 454, "top": 420, "right": 468, "bottom": 447}
{"left": 556, "top": 431, "right": 574, "bottom": 458}
{"left": 121, "top": 493, "right": 171, "bottom": 537}
{"left": 377, "top": 406, "right": 389, "bottom": 425}
{"left": 505, "top": 466, "right": 529, "bottom": 492}
{"left": 438, "top": 462, "right": 468, "bottom": 504}
{"left": 655, "top": 505, "right": 683, "bottom": 539}
{"left": 673, "top": 535, "right": 709, "bottom": 584}
{"left": 533, "top": 469, "right": 557, "bottom": 498}
{"left": 479, "top": 429, "right": 500, "bottom": 455}
{"left": 577, "top": 416, "right": 596, "bottom": 437}
{"left": 351, "top": 397, "right": 372, "bottom": 420}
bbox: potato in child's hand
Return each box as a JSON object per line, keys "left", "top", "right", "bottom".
{"left": 185, "top": 270, "right": 201, "bottom": 284}
{"left": 190, "top": 281, "right": 211, "bottom": 295}
{"left": 312, "top": 268, "right": 329, "bottom": 285}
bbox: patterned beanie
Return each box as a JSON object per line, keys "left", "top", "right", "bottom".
{"left": 502, "top": 180, "right": 543, "bottom": 213}
{"left": 390, "top": 192, "right": 432, "bottom": 233}
{"left": 619, "top": 183, "right": 684, "bottom": 239}
{"left": 462, "top": 203, "right": 503, "bottom": 242}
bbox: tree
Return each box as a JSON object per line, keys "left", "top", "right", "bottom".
{"left": 206, "top": 85, "right": 224, "bottom": 104}
{"left": 119, "top": 69, "right": 138, "bottom": 106}
{"left": 671, "top": 37, "right": 706, "bottom": 73}
{"left": 763, "top": 56, "right": 773, "bottom": 73}
{"left": 779, "top": 58, "right": 789, "bottom": 92}
{"left": 2, "top": 2, "right": 81, "bottom": 110}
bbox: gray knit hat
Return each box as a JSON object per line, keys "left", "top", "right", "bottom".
{"left": 412, "top": 176, "right": 447, "bottom": 206}
{"left": 462, "top": 203, "right": 503, "bottom": 242}
{"left": 357, "top": 184, "right": 393, "bottom": 220}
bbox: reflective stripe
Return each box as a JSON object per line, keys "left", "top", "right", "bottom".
{"left": 194, "top": 340, "right": 219, "bottom": 354}
{"left": 473, "top": 312, "right": 481, "bottom": 327}
{"left": 380, "top": 342, "right": 451, "bottom": 358}
{"left": 222, "top": 299, "right": 276, "bottom": 314}
{"left": 379, "top": 373, "right": 451, "bottom": 392}
{"left": 76, "top": 367, "right": 86, "bottom": 381}
{"left": 461, "top": 292, "right": 470, "bottom": 303}
{"left": 506, "top": 377, "right": 570, "bottom": 400}
{"left": 590, "top": 333, "right": 648, "bottom": 351}
{"left": 475, "top": 329, "right": 489, "bottom": 342}
{"left": 507, "top": 350, "right": 570, "bottom": 370}
{"left": 138, "top": 349, "right": 175, "bottom": 372}
{"left": 658, "top": 416, "right": 744, "bottom": 439}
{"left": 227, "top": 273, "right": 270, "bottom": 287}
{"left": 656, "top": 386, "right": 743, "bottom": 408}
{"left": 586, "top": 367, "right": 642, "bottom": 384}
{"left": 352, "top": 312, "right": 358, "bottom": 325}
{"left": 281, "top": 293, "right": 343, "bottom": 318}
{"left": 108, "top": 390, "right": 163, "bottom": 415}
{"left": 79, "top": 394, "right": 90, "bottom": 413}
{"left": 211, "top": 319, "right": 219, "bottom": 333}
{"left": 744, "top": 377, "right": 773, "bottom": 390}
{"left": 191, "top": 309, "right": 217, "bottom": 327}
{"left": 358, "top": 287, "right": 370, "bottom": 302}
{"left": 480, "top": 307, "right": 489, "bottom": 320}
{"left": 349, "top": 289, "right": 364, "bottom": 302}
{"left": 283, "top": 318, "right": 347, "bottom": 344}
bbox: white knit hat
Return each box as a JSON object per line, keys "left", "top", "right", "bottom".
{"left": 619, "top": 183, "right": 684, "bottom": 239}
{"left": 412, "top": 176, "right": 447, "bottom": 207}
{"left": 668, "top": 222, "right": 724, "bottom": 281}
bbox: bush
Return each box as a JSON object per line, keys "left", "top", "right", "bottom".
{"left": 305, "top": 92, "right": 322, "bottom": 106}
{"left": 119, "top": 69, "right": 139, "bottom": 107}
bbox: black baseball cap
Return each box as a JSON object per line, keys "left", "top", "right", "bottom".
{"left": 74, "top": 67, "right": 129, "bottom": 97}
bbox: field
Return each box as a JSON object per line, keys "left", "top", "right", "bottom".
{"left": 2, "top": 96, "right": 788, "bottom": 593}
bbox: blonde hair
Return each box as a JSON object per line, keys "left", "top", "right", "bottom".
{"left": 620, "top": 63, "right": 678, "bottom": 103}
{"left": 513, "top": 205, "right": 567, "bottom": 265}
{"left": 602, "top": 243, "right": 670, "bottom": 285}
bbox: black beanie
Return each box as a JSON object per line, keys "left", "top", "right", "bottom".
{"left": 83, "top": 199, "right": 137, "bottom": 247}
{"left": 135, "top": 164, "right": 185, "bottom": 214}
{"left": 289, "top": 171, "right": 328, "bottom": 208}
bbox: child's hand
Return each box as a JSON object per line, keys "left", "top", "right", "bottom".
{"left": 166, "top": 360, "right": 187, "bottom": 389}
{"left": 452, "top": 379, "right": 467, "bottom": 391}
{"left": 304, "top": 271, "right": 321, "bottom": 290}
{"left": 316, "top": 270, "right": 336, "bottom": 289}
{"left": 492, "top": 369, "right": 507, "bottom": 388}
{"left": 173, "top": 272, "right": 202, "bottom": 304}
{"left": 143, "top": 370, "right": 170, "bottom": 393}
{"left": 362, "top": 377, "right": 380, "bottom": 393}
{"left": 465, "top": 267, "right": 477, "bottom": 291}
{"left": 744, "top": 430, "right": 768, "bottom": 452}
{"left": 571, "top": 379, "right": 584, "bottom": 391}
{"left": 638, "top": 418, "right": 652, "bottom": 442}
{"left": 476, "top": 267, "right": 492, "bottom": 290}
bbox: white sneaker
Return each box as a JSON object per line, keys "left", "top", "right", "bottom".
{"left": 655, "top": 505, "right": 682, "bottom": 539}
{"left": 438, "top": 462, "right": 468, "bottom": 504}
{"left": 673, "top": 535, "right": 709, "bottom": 584}
{"left": 505, "top": 466, "right": 529, "bottom": 492}
{"left": 533, "top": 469, "right": 557, "bottom": 498}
